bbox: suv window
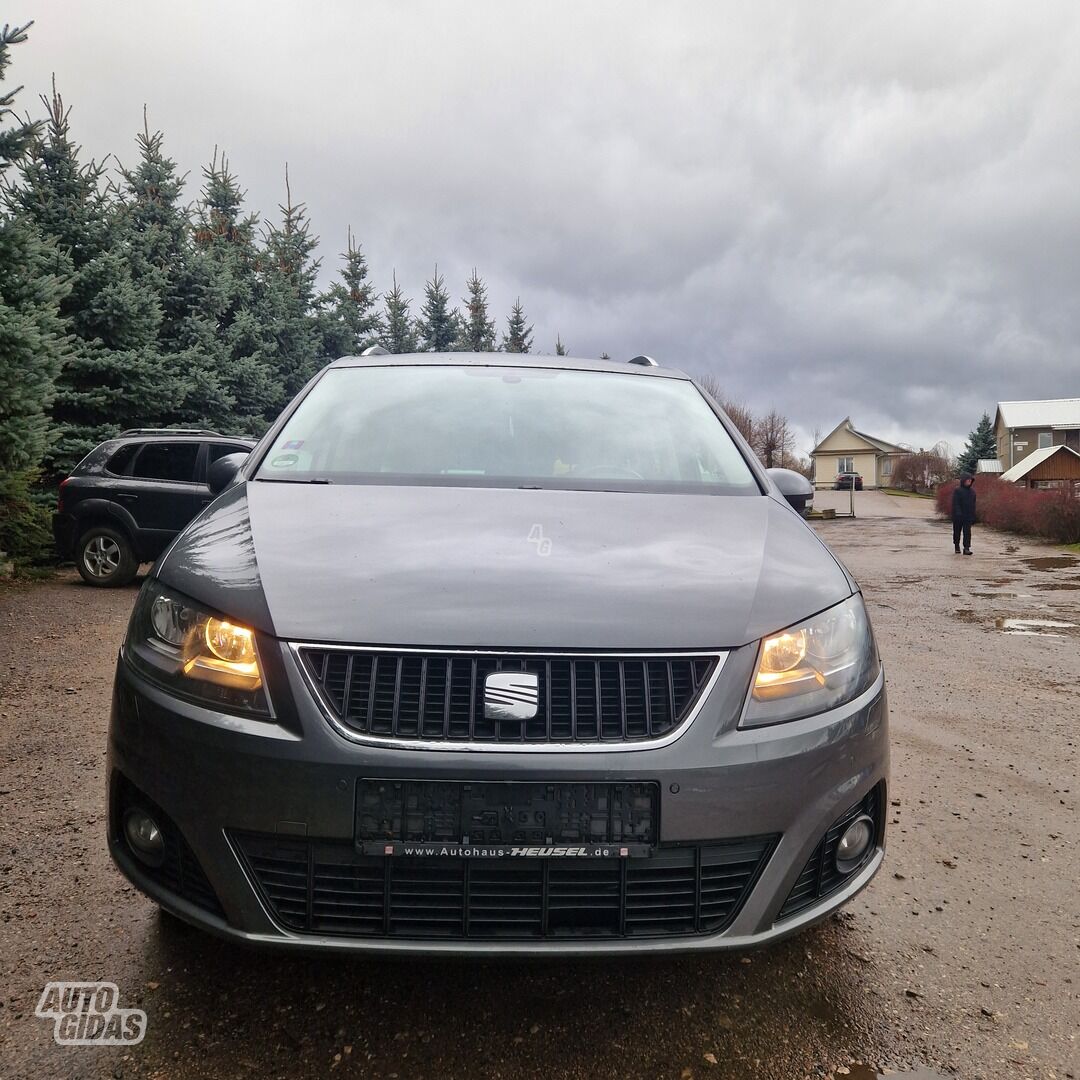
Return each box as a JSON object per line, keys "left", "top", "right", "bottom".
{"left": 131, "top": 442, "right": 199, "bottom": 482}
{"left": 209, "top": 443, "right": 249, "bottom": 464}
{"left": 105, "top": 443, "right": 140, "bottom": 475}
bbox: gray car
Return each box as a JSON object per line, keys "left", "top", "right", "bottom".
{"left": 108, "top": 354, "right": 888, "bottom": 955}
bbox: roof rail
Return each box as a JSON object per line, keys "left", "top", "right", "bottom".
{"left": 628, "top": 354, "right": 658, "bottom": 367}
{"left": 118, "top": 428, "right": 224, "bottom": 437}
{"left": 360, "top": 345, "right": 390, "bottom": 356}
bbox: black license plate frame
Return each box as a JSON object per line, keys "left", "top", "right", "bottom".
{"left": 356, "top": 779, "right": 659, "bottom": 858}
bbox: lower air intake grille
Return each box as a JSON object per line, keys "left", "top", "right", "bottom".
{"left": 233, "top": 833, "right": 776, "bottom": 940}
{"left": 112, "top": 774, "right": 225, "bottom": 919}
{"left": 296, "top": 648, "right": 718, "bottom": 745}
{"left": 776, "top": 783, "right": 884, "bottom": 921}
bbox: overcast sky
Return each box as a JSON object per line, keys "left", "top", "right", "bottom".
{"left": 9, "top": 1, "right": 1080, "bottom": 456}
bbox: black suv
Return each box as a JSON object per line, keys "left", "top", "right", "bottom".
{"left": 53, "top": 429, "right": 254, "bottom": 587}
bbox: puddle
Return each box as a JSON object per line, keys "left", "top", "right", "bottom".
{"left": 995, "top": 617, "right": 1077, "bottom": 636}
{"left": 1022, "top": 556, "right": 1080, "bottom": 571}
{"left": 834, "top": 1068, "right": 946, "bottom": 1080}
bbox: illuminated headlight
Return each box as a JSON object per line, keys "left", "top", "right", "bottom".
{"left": 742, "top": 594, "right": 878, "bottom": 727}
{"left": 125, "top": 582, "right": 270, "bottom": 715}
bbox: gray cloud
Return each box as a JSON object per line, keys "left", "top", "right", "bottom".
{"left": 12, "top": 0, "right": 1080, "bottom": 456}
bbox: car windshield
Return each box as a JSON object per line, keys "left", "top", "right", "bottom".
{"left": 254, "top": 364, "right": 760, "bottom": 495}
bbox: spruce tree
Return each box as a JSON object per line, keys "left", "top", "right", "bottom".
{"left": 417, "top": 265, "right": 458, "bottom": 352}
{"left": 956, "top": 413, "right": 998, "bottom": 475}
{"left": 10, "top": 81, "right": 173, "bottom": 475}
{"left": 192, "top": 151, "right": 277, "bottom": 431}
{"left": 555, "top": 334, "right": 567, "bottom": 356}
{"left": 455, "top": 268, "right": 495, "bottom": 352}
{"left": 381, "top": 270, "right": 417, "bottom": 353}
{"left": 259, "top": 166, "right": 321, "bottom": 402}
{"left": 317, "top": 226, "right": 381, "bottom": 358}
{"left": 0, "top": 20, "right": 69, "bottom": 473}
{"left": 0, "top": 21, "right": 71, "bottom": 560}
{"left": 502, "top": 298, "right": 533, "bottom": 354}
{"left": 116, "top": 111, "right": 229, "bottom": 428}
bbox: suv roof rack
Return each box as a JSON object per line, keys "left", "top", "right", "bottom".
{"left": 628, "top": 355, "right": 659, "bottom": 367}
{"left": 118, "top": 428, "right": 224, "bottom": 437}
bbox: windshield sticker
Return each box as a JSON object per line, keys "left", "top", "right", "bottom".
{"left": 281, "top": 439, "right": 304, "bottom": 450}
{"left": 271, "top": 453, "right": 299, "bottom": 468}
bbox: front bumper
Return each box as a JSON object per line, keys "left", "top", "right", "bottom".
{"left": 107, "top": 639, "right": 889, "bottom": 955}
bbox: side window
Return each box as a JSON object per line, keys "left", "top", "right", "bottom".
{"left": 208, "top": 443, "right": 250, "bottom": 464}
{"left": 1037, "top": 432, "right": 1052, "bottom": 449}
{"left": 105, "top": 443, "right": 140, "bottom": 475}
{"left": 130, "top": 442, "right": 199, "bottom": 482}
{"left": 838, "top": 457, "right": 854, "bottom": 473}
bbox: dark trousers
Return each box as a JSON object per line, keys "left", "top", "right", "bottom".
{"left": 952, "top": 520, "right": 971, "bottom": 549}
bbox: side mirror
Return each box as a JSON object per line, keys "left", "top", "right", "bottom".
{"left": 207, "top": 452, "right": 249, "bottom": 496}
{"left": 767, "top": 468, "right": 813, "bottom": 514}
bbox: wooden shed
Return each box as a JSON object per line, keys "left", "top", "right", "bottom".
{"left": 999, "top": 444, "right": 1080, "bottom": 494}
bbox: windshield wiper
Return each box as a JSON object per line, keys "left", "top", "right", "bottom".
{"left": 255, "top": 476, "right": 333, "bottom": 484}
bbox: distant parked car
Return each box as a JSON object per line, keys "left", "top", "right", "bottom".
{"left": 834, "top": 472, "right": 863, "bottom": 490}
{"left": 53, "top": 429, "right": 254, "bottom": 587}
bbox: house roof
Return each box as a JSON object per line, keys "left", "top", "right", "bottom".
{"left": 1000, "top": 444, "right": 1080, "bottom": 483}
{"left": 996, "top": 398, "right": 1080, "bottom": 430}
{"left": 976, "top": 458, "right": 1003, "bottom": 473}
{"left": 811, "top": 417, "right": 906, "bottom": 456}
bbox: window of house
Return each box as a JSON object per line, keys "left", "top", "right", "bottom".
{"left": 1038, "top": 432, "right": 1053, "bottom": 449}
{"left": 837, "top": 457, "right": 854, "bottom": 473}
{"left": 880, "top": 458, "right": 892, "bottom": 476}
{"left": 1032, "top": 479, "right": 1063, "bottom": 490}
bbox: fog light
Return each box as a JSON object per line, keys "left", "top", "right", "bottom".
{"left": 123, "top": 808, "right": 165, "bottom": 867}
{"left": 835, "top": 814, "right": 874, "bottom": 872}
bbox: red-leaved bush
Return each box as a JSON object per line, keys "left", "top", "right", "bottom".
{"left": 936, "top": 476, "right": 1080, "bottom": 543}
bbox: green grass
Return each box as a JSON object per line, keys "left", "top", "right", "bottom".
{"left": 1065, "top": 543, "right": 1080, "bottom": 554}
{"left": 880, "top": 487, "right": 934, "bottom": 499}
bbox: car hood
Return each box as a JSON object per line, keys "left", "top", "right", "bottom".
{"left": 157, "top": 482, "right": 853, "bottom": 649}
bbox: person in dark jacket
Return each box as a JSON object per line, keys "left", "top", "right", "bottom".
{"left": 952, "top": 474, "right": 976, "bottom": 554}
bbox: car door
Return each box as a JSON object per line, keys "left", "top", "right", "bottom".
{"left": 116, "top": 441, "right": 204, "bottom": 553}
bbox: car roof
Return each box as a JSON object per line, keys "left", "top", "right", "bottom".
{"left": 328, "top": 352, "right": 691, "bottom": 380}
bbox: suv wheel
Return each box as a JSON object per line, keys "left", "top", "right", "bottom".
{"left": 76, "top": 526, "right": 138, "bottom": 588}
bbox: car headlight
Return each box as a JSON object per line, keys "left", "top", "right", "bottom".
{"left": 124, "top": 582, "right": 270, "bottom": 716}
{"left": 741, "top": 594, "right": 878, "bottom": 727}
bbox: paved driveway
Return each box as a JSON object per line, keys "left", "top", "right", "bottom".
{"left": 812, "top": 488, "right": 937, "bottom": 519}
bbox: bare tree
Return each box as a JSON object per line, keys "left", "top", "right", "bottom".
{"left": 754, "top": 409, "right": 793, "bottom": 469}
{"left": 694, "top": 373, "right": 724, "bottom": 400}
{"left": 891, "top": 448, "right": 952, "bottom": 493}
{"left": 691, "top": 374, "right": 756, "bottom": 446}
{"left": 723, "top": 399, "right": 757, "bottom": 446}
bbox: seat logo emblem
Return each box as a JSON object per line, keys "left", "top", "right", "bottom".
{"left": 484, "top": 672, "right": 539, "bottom": 721}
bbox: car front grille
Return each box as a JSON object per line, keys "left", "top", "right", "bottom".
{"left": 295, "top": 648, "right": 719, "bottom": 745}
{"left": 776, "top": 783, "right": 884, "bottom": 921}
{"left": 233, "top": 833, "right": 777, "bottom": 940}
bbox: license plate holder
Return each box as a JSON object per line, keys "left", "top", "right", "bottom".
{"left": 356, "top": 779, "right": 658, "bottom": 858}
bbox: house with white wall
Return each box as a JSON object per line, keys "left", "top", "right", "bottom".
{"left": 810, "top": 418, "right": 907, "bottom": 490}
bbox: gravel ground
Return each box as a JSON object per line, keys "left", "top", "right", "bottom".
{"left": 0, "top": 495, "right": 1077, "bottom": 1080}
